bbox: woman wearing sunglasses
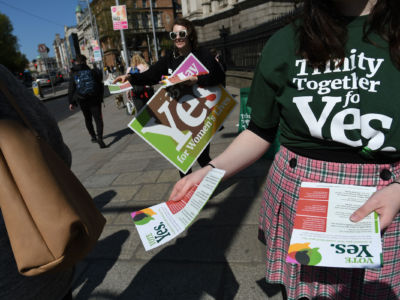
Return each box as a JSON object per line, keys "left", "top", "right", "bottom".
{"left": 113, "top": 17, "right": 225, "bottom": 177}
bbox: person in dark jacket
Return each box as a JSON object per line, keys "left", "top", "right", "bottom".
{"left": 68, "top": 54, "right": 106, "bottom": 148}
{"left": 113, "top": 18, "right": 225, "bottom": 177}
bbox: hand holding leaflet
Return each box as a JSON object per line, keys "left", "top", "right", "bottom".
{"left": 106, "top": 74, "right": 133, "bottom": 94}
{"left": 287, "top": 182, "right": 382, "bottom": 269}
{"left": 106, "top": 81, "right": 133, "bottom": 94}
{"left": 350, "top": 182, "right": 400, "bottom": 230}
{"left": 131, "top": 168, "right": 225, "bottom": 251}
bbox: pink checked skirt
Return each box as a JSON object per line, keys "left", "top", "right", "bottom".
{"left": 260, "top": 146, "right": 400, "bottom": 299}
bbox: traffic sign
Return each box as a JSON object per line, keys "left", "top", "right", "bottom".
{"left": 40, "top": 52, "right": 48, "bottom": 59}
{"left": 38, "top": 44, "right": 47, "bottom": 53}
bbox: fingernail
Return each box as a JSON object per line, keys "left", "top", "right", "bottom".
{"left": 350, "top": 214, "right": 358, "bottom": 222}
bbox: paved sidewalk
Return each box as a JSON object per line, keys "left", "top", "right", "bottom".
{"left": 57, "top": 86, "right": 284, "bottom": 300}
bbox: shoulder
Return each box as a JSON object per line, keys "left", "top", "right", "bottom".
{"left": 257, "top": 23, "right": 297, "bottom": 72}
{"left": 70, "top": 66, "right": 79, "bottom": 74}
{"left": 193, "top": 47, "right": 213, "bottom": 58}
{"left": 191, "top": 47, "right": 216, "bottom": 65}
{"left": 262, "top": 23, "right": 297, "bottom": 56}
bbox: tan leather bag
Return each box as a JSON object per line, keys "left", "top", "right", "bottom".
{"left": 0, "top": 82, "right": 106, "bottom": 276}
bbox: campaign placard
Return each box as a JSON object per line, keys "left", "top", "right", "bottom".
{"left": 111, "top": 5, "right": 128, "bottom": 30}
{"left": 160, "top": 53, "right": 209, "bottom": 86}
{"left": 287, "top": 182, "right": 382, "bottom": 269}
{"left": 128, "top": 83, "right": 236, "bottom": 173}
{"left": 172, "top": 53, "right": 209, "bottom": 77}
{"left": 127, "top": 53, "right": 236, "bottom": 173}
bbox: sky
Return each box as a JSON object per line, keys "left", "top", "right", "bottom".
{"left": 0, "top": 0, "right": 83, "bottom": 61}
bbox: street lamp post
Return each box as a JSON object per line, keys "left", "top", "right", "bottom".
{"left": 219, "top": 26, "right": 229, "bottom": 68}
{"left": 149, "top": 0, "right": 159, "bottom": 61}
{"left": 116, "top": 0, "right": 130, "bottom": 70}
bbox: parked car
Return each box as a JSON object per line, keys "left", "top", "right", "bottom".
{"left": 19, "top": 71, "right": 33, "bottom": 87}
{"left": 36, "top": 74, "right": 51, "bottom": 87}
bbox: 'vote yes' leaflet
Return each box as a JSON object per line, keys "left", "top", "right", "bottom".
{"left": 132, "top": 168, "right": 225, "bottom": 251}
{"left": 128, "top": 53, "right": 237, "bottom": 173}
{"left": 287, "top": 182, "right": 382, "bottom": 269}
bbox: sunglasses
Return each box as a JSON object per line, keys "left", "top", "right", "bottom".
{"left": 169, "top": 30, "right": 187, "bottom": 40}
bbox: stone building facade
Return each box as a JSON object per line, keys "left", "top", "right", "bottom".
{"left": 64, "top": 26, "right": 80, "bottom": 67}
{"left": 52, "top": 26, "right": 80, "bottom": 75}
{"left": 182, "top": 0, "right": 296, "bottom": 87}
{"left": 75, "top": 4, "right": 97, "bottom": 68}
{"left": 53, "top": 34, "right": 68, "bottom": 72}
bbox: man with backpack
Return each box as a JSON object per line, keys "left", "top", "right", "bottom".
{"left": 68, "top": 54, "right": 106, "bottom": 148}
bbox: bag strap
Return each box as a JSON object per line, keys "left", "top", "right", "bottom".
{"left": 0, "top": 80, "right": 39, "bottom": 137}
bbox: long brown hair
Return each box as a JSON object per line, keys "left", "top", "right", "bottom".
{"left": 296, "top": 0, "right": 400, "bottom": 70}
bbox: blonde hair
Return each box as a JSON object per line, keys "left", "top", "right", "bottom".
{"left": 130, "top": 54, "right": 148, "bottom": 68}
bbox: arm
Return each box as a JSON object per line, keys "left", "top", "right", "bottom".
{"left": 170, "top": 39, "right": 283, "bottom": 200}
{"left": 113, "top": 56, "right": 169, "bottom": 86}
{"left": 350, "top": 182, "right": 400, "bottom": 230}
{"left": 169, "top": 129, "right": 270, "bottom": 201}
{"left": 67, "top": 72, "right": 77, "bottom": 106}
{"left": 93, "top": 68, "right": 104, "bottom": 99}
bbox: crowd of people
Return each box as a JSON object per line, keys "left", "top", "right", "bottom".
{"left": 2, "top": 0, "right": 400, "bottom": 298}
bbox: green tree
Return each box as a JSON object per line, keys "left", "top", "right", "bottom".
{"left": 0, "top": 13, "right": 28, "bottom": 73}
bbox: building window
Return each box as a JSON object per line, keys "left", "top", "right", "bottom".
{"left": 142, "top": 0, "right": 147, "bottom": 8}
{"left": 229, "top": 38, "right": 267, "bottom": 70}
{"left": 151, "top": 0, "right": 156, "bottom": 8}
{"left": 152, "top": 13, "right": 158, "bottom": 28}
{"left": 132, "top": 14, "right": 139, "bottom": 29}
{"left": 156, "top": 12, "right": 162, "bottom": 28}
{"left": 141, "top": 13, "right": 148, "bottom": 28}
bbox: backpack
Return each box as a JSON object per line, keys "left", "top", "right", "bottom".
{"left": 74, "top": 69, "right": 97, "bottom": 97}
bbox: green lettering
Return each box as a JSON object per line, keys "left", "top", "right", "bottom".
{"left": 356, "top": 245, "right": 373, "bottom": 258}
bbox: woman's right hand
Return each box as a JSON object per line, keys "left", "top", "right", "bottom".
{"left": 169, "top": 166, "right": 212, "bottom": 201}
{"left": 113, "top": 74, "right": 129, "bottom": 84}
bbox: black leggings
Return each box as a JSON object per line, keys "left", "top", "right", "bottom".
{"left": 81, "top": 104, "right": 104, "bottom": 139}
{"left": 179, "top": 144, "right": 211, "bottom": 178}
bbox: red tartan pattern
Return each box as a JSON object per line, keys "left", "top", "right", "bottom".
{"left": 259, "top": 146, "right": 400, "bottom": 299}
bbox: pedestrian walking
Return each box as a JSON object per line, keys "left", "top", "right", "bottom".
{"left": 68, "top": 54, "right": 106, "bottom": 149}
{"left": 113, "top": 18, "right": 225, "bottom": 178}
{"left": 169, "top": 0, "right": 400, "bottom": 298}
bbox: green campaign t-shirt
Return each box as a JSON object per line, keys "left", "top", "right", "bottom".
{"left": 248, "top": 15, "right": 400, "bottom": 160}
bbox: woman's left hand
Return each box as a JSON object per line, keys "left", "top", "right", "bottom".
{"left": 350, "top": 183, "right": 400, "bottom": 230}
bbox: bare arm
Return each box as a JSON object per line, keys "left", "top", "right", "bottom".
{"left": 169, "top": 129, "right": 270, "bottom": 201}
